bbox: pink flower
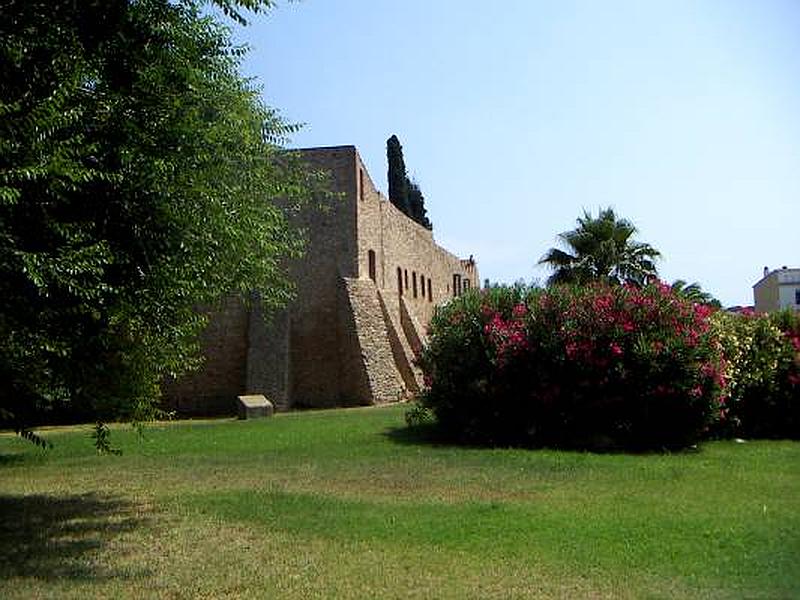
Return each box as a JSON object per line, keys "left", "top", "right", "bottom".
{"left": 565, "top": 342, "right": 578, "bottom": 359}
{"left": 694, "top": 304, "right": 713, "bottom": 320}
{"left": 512, "top": 303, "right": 528, "bottom": 318}
{"left": 610, "top": 343, "right": 623, "bottom": 357}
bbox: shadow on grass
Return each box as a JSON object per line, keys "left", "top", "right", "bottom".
{"left": 382, "top": 423, "right": 455, "bottom": 447}
{"left": 383, "top": 424, "right": 703, "bottom": 455}
{"left": 0, "top": 492, "right": 149, "bottom": 582}
{"left": 0, "top": 452, "right": 30, "bottom": 466}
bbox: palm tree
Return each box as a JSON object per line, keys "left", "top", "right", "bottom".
{"left": 670, "top": 280, "right": 722, "bottom": 308}
{"left": 539, "top": 208, "right": 660, "bottom": 286}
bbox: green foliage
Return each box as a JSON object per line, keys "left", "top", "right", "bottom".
{"left": 671, "top": 279, "right": 722, "bottom": 308}
{"left": 0, "top": 0, "right": 313, "bottom": 437}
{"left": 403, "top": 401, "right": 434, "bottom": 428}
{"left": 385, "top": 134, "right": 431, "bottom": 229}
{"left": 208, "top": 0, "right": 277, "bottom": 25}
{"left": 712, "top": 309, "right": 800, "bottom": 439}
{"left": 407, "top": 178, "right": 432, "bottom": 230}
{"left": 91, "top": 422, "right": 121, "bottom": 455}
{"left": 539, "top": 208, "right": 661, "bottom": 286}
{"left": 386, "top": 134, "right": 409, "bottom": 214}
{"left": 418, "top": 283, "right": 724, "bottom": 450}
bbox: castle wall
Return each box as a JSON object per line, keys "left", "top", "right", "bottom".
{"left": 284, "top": 147, "right": 361, "bottom": 406}
{"left": 162, "top": 296, "right": 249, "bottom": 415}
{"left": 245, "top": 301, "right": 290, "bottom": 410}
{"left": 353, "top": 150, "right": 479, "bottom": 328}
{"left": 165, "top": 145, "right": 479, "bottom": 414}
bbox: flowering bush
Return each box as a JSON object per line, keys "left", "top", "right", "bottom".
{"left": 712, "top": 309, "right": 800, "bottom": 439}
{"left": 417, "top": 283, "right": 725, "bottom": 450}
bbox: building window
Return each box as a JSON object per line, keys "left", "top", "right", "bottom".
{"left": 463, "top": 278, "right": 470, "bottom": 291}
{"left": 420, "top": 275, "right": 425, "bottom": 298}
{"left": 367, "top": 249, "right": 376, "bottom": 282}
{"left": 427, "top": 278, "right": 432, "bottom": 302}
{"left": 397, "top": 267, "right": 403, "bottom": 296}
{"left": 453, "top": 274, "right": 461, "bottom": 297}
{"left": 359, "top": 169, "right": 365, "bottom": 201}
{"left": 404, "top": 269, "right": 408, "bottom": 290}
{"left": 412, "top": 271, "right": 418, "bottom": 298}
{"left": 796, "top": 289, "right": 800, "bottom": 305}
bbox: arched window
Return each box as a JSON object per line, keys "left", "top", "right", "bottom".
{"left": 397, "top": 267, "right": 403, "bottom": 296}
{"left": 367, "top": 250, "right": 376, "bottom": 282}
{"left": 412, "top": 271, "right": 418, "bottom": 298}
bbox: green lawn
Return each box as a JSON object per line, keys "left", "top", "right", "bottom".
{"left": 1, "top": 405, "right": 798, "bottom": 599}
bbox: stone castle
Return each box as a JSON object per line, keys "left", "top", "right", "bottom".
{"left": 166, "top": 145, "right": 478, "bottom": 414}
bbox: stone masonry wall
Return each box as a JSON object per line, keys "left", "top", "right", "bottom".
{"left": 354, "top": 148, "right": 479, "bottom": 330}
{"left": 342, "top": 277, "right": 408, "bottom": 404}
{"left": 284, "top": 147, "right": 361, "bottom": 406}
{"left": 162, "top": 295, "right": 249, "bottom": 416}
{"left": 165, "top": 145, "right": 478, "bottom": 414}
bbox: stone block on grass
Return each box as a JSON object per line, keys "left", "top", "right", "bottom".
{"left": 237, "top": 394, "right": 274, "bottom": 420}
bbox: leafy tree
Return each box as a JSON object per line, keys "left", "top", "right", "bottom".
{"left": 0, "top": 0, "right": 313, "bottom": 441}
{"left": 671, "top": 280, "right": 722, "bottom": 308}
{"left": 386, "top": 134, "right": 410, "bottom": 215}
{"left": 539, "top": 208, "right": 660, "bottom": 286}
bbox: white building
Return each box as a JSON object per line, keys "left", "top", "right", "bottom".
{"left": 753, "top": 266, "right": 800, "bottom": 313}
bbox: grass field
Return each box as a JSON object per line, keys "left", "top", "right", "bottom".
{"left": 0, "top": 405, "right": 798, "bottom": 599}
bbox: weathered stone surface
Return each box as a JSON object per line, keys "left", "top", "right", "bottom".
{"left": 343, "top": 277, "right": 408, "bottom": 404}
{"left": 166, "top": 145, "right": 479, "bottom": 415}
{"left": 162, "top": 295, "right": 248, "bottom": 416}
{"left": 237, "top": 395, "right": 274, "bottom": 419}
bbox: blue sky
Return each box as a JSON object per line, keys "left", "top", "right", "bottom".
{"left": 232, "top": 0, "right": 799, "bottom": 307}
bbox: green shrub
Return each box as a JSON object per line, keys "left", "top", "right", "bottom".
{"left": 418, "top": 283, "right": 725, "bottom": 450}
{"left": 712, "top": 309, "right": 800, "bottom": 439}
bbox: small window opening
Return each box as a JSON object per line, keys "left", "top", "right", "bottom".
{"left": 427, "top": 278, "right": 432, "bottom": 302}
{"left": 397, "top": 267, "right": 403, "bottom": 296}
{"left": 367, "top": 250, "right": 376, "bottom": 282}
{"left": 404, "top": 269, "right": 408, "bottom": 290}
{"left": 412, "top": 272, "right": 418, "bottom": 298}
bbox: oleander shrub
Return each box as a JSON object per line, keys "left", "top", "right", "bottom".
{"left": 713, "top": 309, "right": 800, "bottom": 439}
{"left": 417, "top": 282, "right": 725, "bottom": 450}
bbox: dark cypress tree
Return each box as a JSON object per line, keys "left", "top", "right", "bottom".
{"left": 386, "top": 135, "right": 410, "bottom": 215}
{"left": 407, "top": 178, "right": 432, "bottom": 230}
